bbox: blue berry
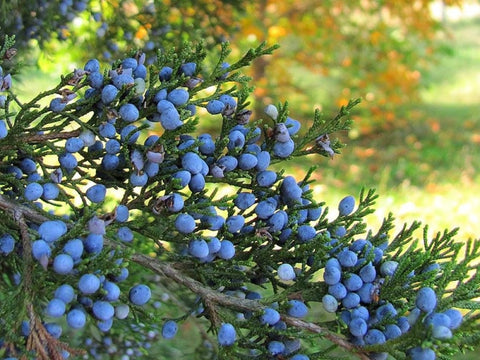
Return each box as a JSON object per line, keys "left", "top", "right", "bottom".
{"left": 173, "top": 170, "right": 191, "bottom": 188}
{"left": 343, "top": 273, "right": 363, "bottom": 291}
{"left": 217, "top": 155, "right": 238, "bottom": 172}
{"left": 102, "top": 281, "right": 120, "bottom": 301}
{"left": 0, "top": 120, "right": 7, "bottom": 138}
{"left": 364, "top": 329, "right": 386, "bottom": 345}
{"left": 338, "top": 195, "right": 355, "bottom": 216}
{"left": 280, "top": 176, "right": 302, "bottom": 203}
{"left": 198, "top": 134, "right": 215, "bottom": 155}
{"left": 86, "top": 184, "right": 107, "bottom": 203}
{"left": 432, "top": 325, "right": 452, "bottom": 339}
{"left": 261, "top": 308, "right": 280, "bottom": 325}
{"left": 45, "top": 298, "right": 66, "bottom": 318}
{"left": 129, "top": 284, "right": 151, "bottom": 305}
{"left": 218, "top": 323, "right": 236, "bottom": 346}
{"left": 218, "top": 240, "right": 235, "bottom": 260}
{"left": 133, "top": 64, "right": 147, "bottom": 78}
{"left": 256, "top": 170, "right": 277, "bottom": 187}
{"left": 119, "top": 103, "right": 139, "bottom": 122}
{"left": 444, "top": 308, "right": 463, "bottom": 329}
{"left": 19, "top": 158, "right": 37, "bottom": 174}
{"left": 50, "top": 98, "right": 66, "bottom": 112}
{"left": 101, "top": 84, "right": 118, "bottom": 104}
{"left": 237, "top": 153, "right": 258, "bottom": 170}
{"left": 351, "top": 306, "right": 370, "bottom": 321}
{"left": 105, "top": 139, "right": 121, "bottom": 154}
{"left": 67, "top": 309, "right": 86, "bottom": 329}
{"left": 53, "top": 254, "right": 74, "bottom": 274}
{"left": 285, "top": 117, "right": 301, "bottom": 135}
{"left": 58, "top": 152, "right": 78, "bottom": 170}
{"left": 322, "top": 294, "right": 339, "bottom": 313}
{"left": 0, "top": 234, "right": 15, "bottom": 254}
{"left": 180, "top": 62, "right": 196, "bottom": 76}
{"left": 38, "top": 220, "right": 67, "bottom": 243}
{"left": 234, "top": 192, "right": 256, "bottom": 210}
{"left": 324, "top": 265, "right": 342, "bottom": 285}
{"left": 359, "top": 263, "right": 377, "bottom": 283}
{"left": 162, "top": 320, "right": 178, "bottom": 339}
{"left": 88, "top": 71, "right": 104, "bottom": 89}
{"left": 416, "top": 287, "right": 437, "bottom": 313}
{"left": 102, "top": 154, "right": 120, "bottom": 170}
{"left": 255, "top": 151, "right": 271, "bottom": 171}
{"left": 45, "top": 323, "right": 62, "bottom": 338}
{"left": 227, "top": 130, "right": 245, "bottom": 150}
{"left": 97, "top": 317, "right": 113, "bottom": 332}
{"left": 226, "top": 215, "right": 244, "bottom": 233}
{"left": 268, "top": 341, "right": 285, "bottom": 355}
{"left": 167, "top": 88, "right": 189, "bottom": 106}
{"left": 130, "top": 172, "right": 148, "bottom": 187}
{"left": 277, "top": 263, "right": 296, "bottom": 281}
{"left": 115, "top": 304, "right": 130, "bottom": 320}
{"left": 328, "top": 282, "right": 347, "bottom": 300}
{"left": 157, "top": 99, "right": 175, "bottom": 113}
{"left": 78, "top": 274, "right": 101, "bottom": 295}
{"left": 375, "top": 303, "right": 398, "bottom": 321}
{"left": 120, "top": 124, "right": 140, "bottom": 144}
{"left": 54, "top": 284, "right": 75, "bottom": 304}
{"left": 121, "top": 57, "right": 138, "bottom": 70}
{"left": 384, "top": 324, "right": 402, "bottom": 340}
{"left": 287, "top": 300, "right": 308, "bottom": 318}
{"left": 65, "top": 137, "right": 84, "bottom": 153}
{"left": 206, "top": 99, "right": 225, "bottom": 114}
{"left": 112, "top": 73, "right": 134, "bottom": 89}
{"left": 182, "top": 152, "right": 203, "bottom": 174}
{"left": 219, "top": 94, "right": 236, "bottom": 109}
{"left": 175, "top": 213, "right": 196, "bottom": 234}
{"left": 349, "top": 317, "right": 368, "bottom": 337}
{"left": 255, "top": 198, "right": 277, "bottom": 219}
{"left": 341, "top": 292, "right": 360, "bottom": 309}
{"left": 92, "top": 301, "right": 115, "bottom": 321}
{"left": 189, "top": 239, "right": 209, "bottom": 259}
{"left": 42, "top": 183, "right": 60, "bottom": 200}
{"left": 337, "top": 249, "right": 358, "bottom": 267}
{"left": 380, "top": 260, "right": 399, "bottom": 277}
{"left": 63, "top": 239, "right": 83, "bottom": 260}
{"left": 408, "top": 347, "right": 436, "bottom": 360}
{"left": 297, "top": 225, "right": 316, "bottom": 243}
{"left": 24, "top": 182, "right": 43, "bottom": 201}
{"left": 159, "top": 66, "right": 173, "bottom": 81}
{"left": 117, "top": 227, "right": 134, "bottom": 242}
{"left": 273, "top": 139, "right": 295, "bottom": 158}
{"left": 188, "top": 173, "right": 205, "bottom": 192}
{"left": 115, "top": 205, "right": 130, "bottom": 222}
{"left": 167, "top": 193, "right": 184, "bottom": 212}
{"left": 291, "top": 355, "right": 310, "bottom": 360}
{"left": 84, "top": 58, "right": 100, "bottom": 72}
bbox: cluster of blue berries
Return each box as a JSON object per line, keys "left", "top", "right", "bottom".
{"left": 319, "top": 204, "right": 463, "bottom": 360}
{"left": 82, "top": 323, "right": 162, "bottom": 360}
{"left": 2, "top": 0, "right": 88, "bottom": 48}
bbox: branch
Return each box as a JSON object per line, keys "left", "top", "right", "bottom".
{"left": 0, "top": 194, "right": 51, "bottom": 224}
{"left": 131, "top": 253, "right": 371, "bottom": 360}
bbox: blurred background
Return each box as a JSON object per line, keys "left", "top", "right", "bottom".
{"left": 1, "top": 0, "right": 479, "bottom": 356}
